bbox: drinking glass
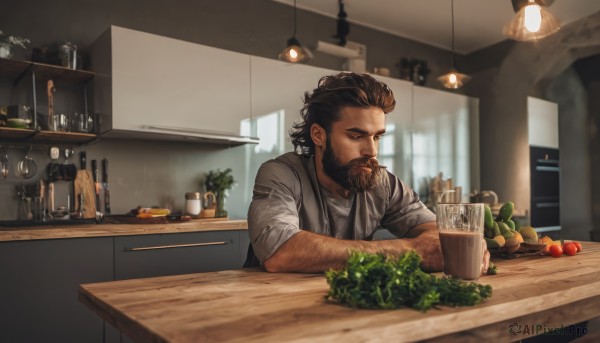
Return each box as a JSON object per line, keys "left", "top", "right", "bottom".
{"left": 436, "top": 203, "right": 484, "bottom": 280}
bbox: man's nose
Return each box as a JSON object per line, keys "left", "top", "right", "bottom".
{"left": 362, "top": 138, "right": 378, "bottom": 158}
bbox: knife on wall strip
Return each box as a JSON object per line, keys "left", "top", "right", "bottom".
{"left": 102, "top": 158, "right": 111, "bottom": 214}
{"left": 92, "top": 159, "right": 101, "bottom": 213}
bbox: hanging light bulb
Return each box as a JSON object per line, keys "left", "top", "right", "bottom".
{"left": 523, "top": 3, "right": 542, "bottom": 32}
{"left": 503, "top": 0, "right": 560, "bottom": 41}
{"left": 437, "top": 0, "right": 470, "bottom": 89}
{"left": 278, "top": 0, "right": 312, "bottom": 63}
{"left": 437, "top": 69, "right": 471, "bottom": 89}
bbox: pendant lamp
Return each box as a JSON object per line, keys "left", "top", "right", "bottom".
{"left": 437, "top": 0, "right": 470, "bottom": 89}
{"left": 279, "top": 0, "right": 312, "bottom": 63}
{"left": 503, "top": 0, "right": 560, "bottom": 41}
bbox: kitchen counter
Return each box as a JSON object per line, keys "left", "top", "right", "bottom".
{"left": 0, "top": 218, "right": 247, "bottom": 242}
{"left": 79, "top": 242, "right": 600, "bottom": 342}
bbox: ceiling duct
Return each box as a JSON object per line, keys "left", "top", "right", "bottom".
{"left": 315, "top": 40, "right": 366, "bottom": 73}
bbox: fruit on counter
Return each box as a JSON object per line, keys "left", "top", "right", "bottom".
{"left": 563, "top": 242, "right": 577, "bottom": 256}
{"left": 484, "top": 235, "right": 506, "bottom": 249}
{"left": 141, "top": 208, "right": 171, "bottom": 216}
{"left": 518, "top": 226, "right": 539, "bottom": 244}
{"left": 497, "top": 201, "right": 514, "bottom": 222}
{"left": 549, "top": 244, "right": 563, "bottom": 258}
{"left": 504, "top": 237, "right": 521, "bottom": 255}
{"left": 497, "top": 221, "right": 511, "bottom": 235}
{"left": 492, "top": 222, "right": 501, "bottom": 237}
{"left": 512, "top": 217, "right": 522, "bottom": 231}
{"left": 512, "top": 231, "right": 524, "bottom": 244}
{"left": 493, "top": 235, "right": 506, "bottom": 247}
{"left": 506, "top": 219, "right": 515, "bottom": 230}
{"left": 539, "top": 239, "right": 583, "bottom": 258}
{"left": 501, "top": 230, "right": 515, "bottom": 240}
{"left": 129, "top": 206, "right": 171, "bottom": 217}
{"left": 539, "top": 236, "right": 562, "bottom": 255}
{"left": 484, "top": 205, "right": 494, "bottom": 229}
{"left": 485, "top": 237, "right": 500, "bottom": 248}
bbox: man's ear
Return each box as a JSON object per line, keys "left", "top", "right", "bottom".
{"left": 310, "top": 123, "right": 326, "bottom": 148}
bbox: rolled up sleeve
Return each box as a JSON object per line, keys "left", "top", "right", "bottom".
{"left": 247, "top": 161, "right": 303, "bottom": 262}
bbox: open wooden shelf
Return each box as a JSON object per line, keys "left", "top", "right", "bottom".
{"left": 0, "top": 127, "right": 97, "bottom": 145}
{"left": 0, "top": 58, "right": 95, "bottom": 84}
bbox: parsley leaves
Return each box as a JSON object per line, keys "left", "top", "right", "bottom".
{"left": 325, "top": 250, "right": 492, "bottom": 311}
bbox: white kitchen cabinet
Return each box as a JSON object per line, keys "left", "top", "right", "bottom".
{"left": 372, "top": 75, "right": 413, "bottom": 184}
{"left": 249, "top": 56, "right": 336, "bottom": 153}
{"left": 90, "top": 26, "right": 254, "bottom": 144}
{"left": 411, "top": 86, "right": 480, "bottom": 202}
{"left": 235, "top": 57, "right": 336, "bottom": 201}
{"left": 528, "top": 96, "right": 559, "bottom": 148}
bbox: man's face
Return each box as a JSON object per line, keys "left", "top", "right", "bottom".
{"left": 321, "top": 106, "right": 387, "bottom": 192}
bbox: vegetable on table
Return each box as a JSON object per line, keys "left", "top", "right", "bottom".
{"left": 325, "top": 250, "right": 492, "bottom": 311}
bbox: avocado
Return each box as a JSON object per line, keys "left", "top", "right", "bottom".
{"left": 484, "top": 205, "right": 494, "bottom": 229}
{"left": 498, "top": 201, "right": 514, "bottom": 221}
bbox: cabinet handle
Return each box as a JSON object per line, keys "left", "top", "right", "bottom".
{"left": 143, "top": 125, "right": 259, "bottom": 144}
{"left": 126, "top": 241, "right": 228, "bottom": 252}
{"left": 535, "top": 166, "right": 560, "bottom": 172}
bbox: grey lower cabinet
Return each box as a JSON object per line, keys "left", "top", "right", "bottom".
{"left": 114, "top": 230, "right": 242, "bottom": 280}
{"left": 0, "top": 237, "right": 113, "bottom": 343}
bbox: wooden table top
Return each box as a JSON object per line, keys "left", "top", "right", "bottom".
{"left": 0, "top": 218, "right": 248, "bottom": 242}
{"left": 79, "top": 242, "right": 600, "bottom": 342}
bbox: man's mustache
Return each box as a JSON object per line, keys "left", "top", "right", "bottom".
{"left": 347, "top": 157, "right": 386, "bottom": 171}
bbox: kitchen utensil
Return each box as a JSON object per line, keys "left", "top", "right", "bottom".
{"left": 73, "top": 151, "right": 96, "bottom": 219}
{"left": 47, "top": 80, "right": 55, "bottom": 130}
{"left": 102, "top": 158, "right": 111, "bottom": 214}
{"left": 48, "top": 182, "right": 55, "bottom": 212}
{"left": 1, "top": 150, "right": 9, "bottom": 179}
{"left": 92, "top": 159, "right": 101, "bottom": 212}
{"left": 17, "top": 148, "right": 37, "bottom": 179}
{"left": 64, "top": 148, "right": 74, "bottom": 163}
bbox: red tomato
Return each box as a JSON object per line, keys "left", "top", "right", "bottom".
{"left": 549, "top": 244, "right": 563, "bottom": 258}
{"left": 572, "top": 242, "right": 582, "bottom": 253}
{"left": 563, "top": 243, "right": 577, "bottom": 256}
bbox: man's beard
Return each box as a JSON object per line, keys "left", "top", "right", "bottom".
{"left": 322, "top": 138, "right": 385, "bottom": 192}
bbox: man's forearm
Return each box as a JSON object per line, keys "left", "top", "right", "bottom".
{"left": 262, "top": 222, "right": 442, "bottom": 273}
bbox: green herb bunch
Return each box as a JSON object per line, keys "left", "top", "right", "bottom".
{"left": 204, "top": 168, "right": 235, "bottom": 193}
{"left": 325, "top": 250, "right": 492, "bottom": 311}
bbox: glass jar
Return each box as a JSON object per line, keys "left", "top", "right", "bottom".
{"left": 185, "top": 192, "right": 201, "bottom": 216}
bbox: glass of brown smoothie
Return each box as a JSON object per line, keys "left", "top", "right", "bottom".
{"left": 436, "top": 203, "right": 484, "bottom": 280}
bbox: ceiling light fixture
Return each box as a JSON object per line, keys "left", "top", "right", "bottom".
{"left": 503, "top": 0, "right": 560, "bottom": 41}
{"left": 278, "top": 0, "right": 312, "bottom": 63}
{"left": 437, "top": 0, "right": 470, "bottom": 89}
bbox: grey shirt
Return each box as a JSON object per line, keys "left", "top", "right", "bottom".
{"left": 247, "top": 152, "right": 435, "bottom": 262}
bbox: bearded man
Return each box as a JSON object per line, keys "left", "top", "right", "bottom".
{"left": 247, "top": 72, "right": 488, "bottom": 273}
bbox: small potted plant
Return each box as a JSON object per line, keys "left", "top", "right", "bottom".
{"left": 204, "top": 168, "right": 235, "bottom": 218}
{"left": 0, "top": 30, "right": 30, "bottom": 59}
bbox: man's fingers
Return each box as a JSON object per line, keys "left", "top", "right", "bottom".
{"left": 481, "top": 237, "right": 490, "bottom": 274}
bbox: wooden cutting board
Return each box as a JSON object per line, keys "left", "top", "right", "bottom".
{"left": 74, "top": 169, "right": 96, "bottom": 219}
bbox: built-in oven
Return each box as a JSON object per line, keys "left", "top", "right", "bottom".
{"left": 530, "top": 146, "right": 560, "bottom": 232}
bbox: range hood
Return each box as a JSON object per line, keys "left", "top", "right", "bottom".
{"left": 101, "top": 125, "right": 259, "bottom": 146}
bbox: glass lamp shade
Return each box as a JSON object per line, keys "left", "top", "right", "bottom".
{"left": 437, "top": 69, "right": 471, "bottom": 89}
{"left": 503, "top": 2, "right": 560, "bottom": 41}
{"left": 278, "top": 37, "right": 312, "bottom": 63}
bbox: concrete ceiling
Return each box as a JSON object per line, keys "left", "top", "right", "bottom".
{"left": 271, "top": 0, "right": 600, "bottom": 54}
